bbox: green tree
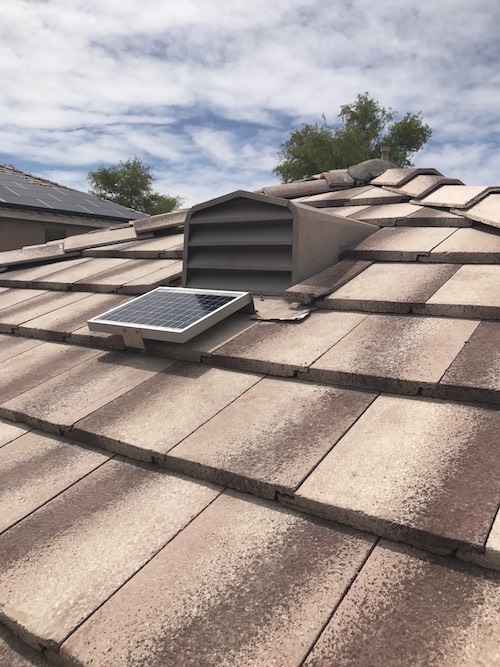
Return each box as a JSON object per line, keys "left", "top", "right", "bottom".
{"left": 87, "top": 157, "right": 183, "bottom": 214}
{"left": 273, "top": 93, "right": 432, "bottom": 182}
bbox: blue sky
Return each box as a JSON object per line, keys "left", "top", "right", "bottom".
{"left": 1, "top": 0, "right": 499, "bottom": 206}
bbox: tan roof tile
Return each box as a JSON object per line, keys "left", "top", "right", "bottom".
{"left": 166, "top": 378, "right": 376, "bottom": 497}
{"left": 11, "top": 257, "right": 131, "bottom": 290}
{"left": 261, "top": 178, "right": 330, "bottom": 199}
{"left": 210, "top": 310, "right": 368, "bottom": 376}
{"left": 432, "top": 321, "right": 500, "bottom": 405}
{"left": 305, "top": 314, "right": 479, "bottom": 393}
{"left": 71, "top": 362, "right": 262, "bottom": 461}
{"left": 66, "top": 324, "right": 126, "bottom": 350}
{"left": 0, "top": 350, "right": 172, "bottom": 433}
{"left": 424, "top": 227, "right": 500, "bottom": 263}
{"left": 73, "top": 258, "right": 180, "bottom": 293}
{"left": 0, "top": 257, "right": 90, "bottom": 288}
{"left": 418, "top": 265, "right": 500, "bottom": 319}
{"left": 460, "top": 192, "right": 500, "bottom": 229}
{"left": 0, "top": 291, "right": 92, "bottom": 333}
{"left": 0, "top": 333, "right": 43, "bottom": 363}
{"left": 59, "top": 492, "right": 375, "bottom": 667}
{"left": 326, "top": 204, "right": 371, "bottom": 217}
{"left": 304, "top": 541, "right": 500, "bottom": 666}
{"left": 62, "top": 225, "right": 138, "bottom": 252}
{"left": 353, "top": 202, "right": 423, "bottom": 225}
{"left": 0, "top": 623, "right": 52, "bottom": 666}
{"left": 0, "top": 341, "right": 101, "bottom": 405}
{"left": 0, "top": 418, "right": 31, "bottom": 448}
{"left": 322, "top": 169, "right": 355, "bottom": 188}
{"left": 82, "top": 233, "right": 184, "bottom": 259}
{"left": 0, "top": 244, "right": 69, "bottom": 269}
{"left": 346, "top": 226, "right": 459, "bottom": 260}
{"left": 388, "top": 174, "right": 463, "bottom": 199}
{"left": 0, "top": 457, "right": 220, "bottom": 649}
{"left": 297, "top": 186, "right": 372, "bottom": 207}
{"left": 133, "top": 208, "right": 188, "bottom": 234}
{"left": 16, "top": 293, "right": 130, "bottom": 341}
{"left": 294, "top": 396, "right": 500, "bottom": 551}
{"left": 348, "top": 186, "right": 408, "bottom": 206}
{"left": 0, "top": 288, "right": 48, "bottom": 310}
{"left": 403, "top": 206, "right": 469, "bottom": 227}
{"left": 0, "top": 430, "right": 110, "bottom": 533}
{"left": 285, "top": 259, "right": 373, "bottom": 304}
{"left": 460, "top": 509, "right": 500, "bottom": 571}
{"left": 324, "top": 262, "right": 459, "bottom": 313}
{"left": 118, "top": 259, "right": 182, "bottom": 294}
{"left": 417, "top": 185, "right": 496, "bottom": 209}
{"left": 371, "top": 167, "right": 441, "bottom": 187}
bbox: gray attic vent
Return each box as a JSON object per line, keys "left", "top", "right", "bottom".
{"left": 182, "top": 191, "right": 377, "bottom": 295}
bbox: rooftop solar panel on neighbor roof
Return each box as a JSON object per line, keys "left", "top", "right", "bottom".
{"left": 88, "top": 287, "right": 254, "bottom": 343}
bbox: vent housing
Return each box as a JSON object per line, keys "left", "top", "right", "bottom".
{"left": 182, "top": 191, "right": 376, "bottom": 295}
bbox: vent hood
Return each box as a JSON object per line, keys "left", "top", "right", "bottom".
{"left": 182, "top": 191, "right": 377, "bottom": 296}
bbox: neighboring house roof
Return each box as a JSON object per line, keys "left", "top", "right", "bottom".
{"left": 0, "top": 164, "right": 146, "bottom": 222}
{"left": 0, "top": 163, "right": 499, "bottom": 666}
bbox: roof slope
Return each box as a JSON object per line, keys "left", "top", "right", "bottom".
{"left": 0, "top": 165, "right": 145, "bottom": 221}
{"left": 0, "top": 163, "right": 498, "bottom": 666}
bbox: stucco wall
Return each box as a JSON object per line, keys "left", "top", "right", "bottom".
{"left": 0, "top": 217, "right": 103, "bottom": 251}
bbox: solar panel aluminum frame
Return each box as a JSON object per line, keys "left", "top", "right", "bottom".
{"left": 87, "top": 286, "right": 254, "bottom": 344}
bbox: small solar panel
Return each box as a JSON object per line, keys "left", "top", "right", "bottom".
{"left": 88, "top": 287, "right": 254, "bottom": 344}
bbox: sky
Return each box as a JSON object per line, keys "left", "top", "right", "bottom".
{"left": 1, "top": 0, "right": 499, "bottom": 207}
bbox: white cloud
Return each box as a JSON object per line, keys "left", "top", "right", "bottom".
{"left": 0, "top": 0, "right": 499, "bottom": 205}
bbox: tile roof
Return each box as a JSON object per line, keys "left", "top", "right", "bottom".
{"left": 0, "top": 160, "right": 499, "bottom": 666}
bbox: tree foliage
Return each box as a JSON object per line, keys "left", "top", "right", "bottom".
{"left": 87, "top": 157, "right": 183, "bottom": 215}
{"left": 273, "top": 93, "right": 432, "bottom": 182}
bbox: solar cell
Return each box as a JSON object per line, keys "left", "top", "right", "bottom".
{"left": 88, "top": 287, "right": 254, "bottom": 343}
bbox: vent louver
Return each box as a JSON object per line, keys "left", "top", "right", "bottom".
{"left": 182, "top": 191, "right": 377, "bottom": 296}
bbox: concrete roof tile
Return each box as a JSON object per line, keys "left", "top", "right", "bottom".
{"left": 297, "top": 186, "right": 372, "bottom": 207}
{"left": 210, "top": 310, "right": 368, "bottom": 376}
{"left": 0, "top": 350, "right": 172, "bottom": 433}
{"left": 433, "top": 321, "right": 500, "bottom": 405}
{"left": 0, "top": 257, "right": 90, "bottom": 287}
{"left": 346, "top": 226, "right": 459, "bottom": 260}
{"left": 353, "top": 202, "right": 423, "bottom": 225}
{"left": 306, "top": 314, "right": 479, "bottom": 393}
{"left": 0, "top": 341, "right": 102, "bottom": 405}
{"left": 0, "top": 244, "right": 68, "bottom": 269}
{"left": 304, "top": 541, "right": 500, "bottom": 666}
{"left": 0, "top": 418, "right": 31, "bottom": 448}
{"left": 324, "top": 262, "right": 460, "bottom": 313}
{"left": 461, "top": 192, "right": 500, "bottom": 229}
{"left": 0, "top": 430, "right": 110, "bottom": 533}
{"left": 0, "top": 291, "right": 92, "bottom": 333}
{"left": 417, "top": 185, "right": 496, "bottom": 209}
{"left": 118, "top": 259, "right": 182, "bottom": 294}
{"left": 285, "top": 259, "right": 373, "bottom": 304}
{"left": 0, "top": 333, "right": 43, "bottom": 363}
{"left": 71, "top": 362, "right": 262, "bottom": 461}
{"left": 59, "top": 492, "right": 375, "bottom": 667}
{"left": 424, "top": 227, "right": 500, "bottom": 263}
{"left": 371, "top": 167, "right": 441, "bottom": 187}
{"left": 12, "top": 257, "right": 131, "bottom": 290}
{"left": 73, "top": 258, "right": 180, "bottom": 292}
{"left": 388, "top": 174, "right": 463, "bottom": 199}
{"left": 166, "top": 378, "right": 376, "bottom": 497}
{"left": 0, "top": 288, "right": 49, "bottom": 310}
{"left": 82, "top": 232, "right": 184, "bottom": 259}
{"left": 294, "top": 395, "right": 500, "bottom": 551}
{"left": 348, "top": 186, "right": 409, "bottom": 206}
{"left": 459, "top": 509, "right": 500, "bottom": 571}
{"left": 0, "top": 623, "right": 52, "bottom": 667}
{"left": 261, "top": 178, "right": 330, "bottom": 199}
{"left": 0, "top": 457, "right": 220, "bottom": 649}
{"left": 322, "top": 169, "right": 355, "bottom": 188}
{"left": 403, "top": 206, "right": 469, "bottom": 227}
{"left": 63, "top": 225, "right": 138, "bottom": 252}
{"left": 418, "top": 265, "right": 500, "bottom": 319}
{"left": 16, "top": 293, "right": 130, "bottom": 341}
{"left": 133, "top": 208, "right": 188, "bottom": 234}
{"left": 66, "top": 324, "right": 126, "bottom": 350}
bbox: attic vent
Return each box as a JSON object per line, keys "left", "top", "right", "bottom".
{"left": 182, "top": 191, "right": 376, "bottom": 295}
{"left": 88, "top": 287, "right": 253, "bottom": 345}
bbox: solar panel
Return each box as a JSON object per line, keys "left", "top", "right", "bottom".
{"left": 88, "top": 287, "right": 254, "bottom": 344}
